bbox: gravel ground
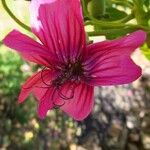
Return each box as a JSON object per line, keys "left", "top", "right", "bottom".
{"left": 76, "top": 51, "right": 150, "bottom": 150}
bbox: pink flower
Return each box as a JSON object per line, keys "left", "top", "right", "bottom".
{"left": 3, "top": 0, "right": 146, "bottom": 120}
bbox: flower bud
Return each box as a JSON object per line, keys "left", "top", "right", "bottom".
{"left": 87, "top": 0, "right": 106, "bottom": 18}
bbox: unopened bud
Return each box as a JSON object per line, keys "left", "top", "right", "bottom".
{"left": 87, "top": 0, "right": 106, "bottom": 19}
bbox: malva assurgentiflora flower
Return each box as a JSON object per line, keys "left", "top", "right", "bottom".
{"left": 3, "top": 0, "right": 146, "bottom": 120}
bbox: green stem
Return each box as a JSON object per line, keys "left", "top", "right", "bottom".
{"left": 87, "top": 23, "right": 150, "bottom": 37}
{"left": 81, "top": 0, "right": 89, "bottom": 17}
{"left": 2, "top": 0, "right": 31, "bottom": 32}
{"left": 87, "top": 27, "right": 135, "bottom": 36}
{"left": 133, "top": 0, "right": 143, "bottom": 6}
{"left": 85, "top": 18, "right": 150, "bottom": 31}
{"left": 82, "top": 0, "right": 134, "bottom": 28}
{"left": 85, "top": 20, "right": 126, "bottom": 28}
{"left": 129, "top": 24, "right": 150, "bottom": 31}
{"left": 110, "top": 13, "right": 134, "bottom": 24}
{"left": 133, "top": 0, "right": 147, "bottom": 25}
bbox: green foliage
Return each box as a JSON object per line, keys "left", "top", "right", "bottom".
{"left": 105, "top": 7, "right": 127, "bottom": 21}
{"left": 0, "top": 47, "right": 75, "bottom": 149}
{"left": 83, "top": 0, "right": 150, "bottom": 59}
{"left": 87, "top": 0, "right": 106, "bottom": 18}
{"left": 0, "top": 48, "right": 23, "bottom": 95}
{"left": 144, "top": 0, "right": 150, "bottom": 6}
{"left": 141, "top": 44, "right": 150, "bottom": 60}
{"left": 104, "top": 27, "right": 135, "bottom": 40}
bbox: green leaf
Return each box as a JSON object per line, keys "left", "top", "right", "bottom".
{"left": 105, "top": 7, "right": 127, "bottom": 21}
{"left": 141, "top": 43, "right": 150, "bottom": 60}
{"left": 104, "top": 27, "right": 134, "bottom": 40}
{"left": 144, "top": 0, "right": 150, "bottom": 6}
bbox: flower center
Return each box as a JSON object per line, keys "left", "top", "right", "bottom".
{"left": 52, "top": 61, "right": 83, "bottom": 88}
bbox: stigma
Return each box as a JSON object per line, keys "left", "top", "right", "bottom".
{"left": 52, "top": 60, "right": 84, "bottom": 88}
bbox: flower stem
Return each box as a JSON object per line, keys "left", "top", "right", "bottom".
{"left": 116, "top": 14, "right": 134, "bottom": 23}
{"left": 87, "top": 24, "right": 150, "bottom": 37}
{"left": 2, "top": 0, "right": 31, "bottom": 32}
{"left": 133, "top": 0, "right": 147, "bottom": 25}
{"left": 87, "top": 27, "right": 135, "bottom": 36}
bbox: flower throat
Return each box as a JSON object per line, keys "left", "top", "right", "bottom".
{"left": 52, "top": 61, "right": 83, "bottom": 88}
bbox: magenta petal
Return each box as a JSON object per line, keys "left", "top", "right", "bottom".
{"left": 86, "top": 30, "right": 146, "bottom": 57}
{"left": 61, "top": 83, "right": 94, "bottom": 121}
{"left": 37, "top": 88, "right": 55, "bottom": 119}
{"left": 34, "top": 82, "right": 94, "bottom": 120}
{"left": 3, "top": 30, "right": 54, "bottom": 67}
{"left": 30, "top": 0, "right": 86, "bottom": 62}
{"left": 85, "top": 57, "right": 141, "bottom": 85}
{"left": 19, "top": 69, "right": 52, "bottom": 103}
{"left": 34, "top": 80, "right": 94, "bottom": 120}
{"left": 84, "top": 30, "right": 146, "bottom": 86}
{"left": 34, "top": 86, "right": 64, "bottom": 119}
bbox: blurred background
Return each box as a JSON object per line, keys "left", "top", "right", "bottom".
{"left": 0, "top": 0, "right": 150, "bottom": 150}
